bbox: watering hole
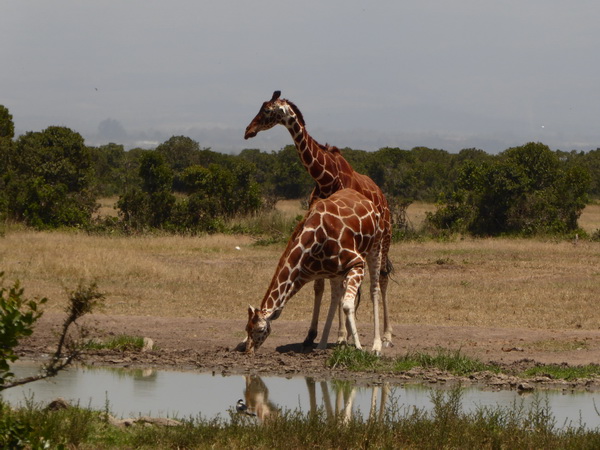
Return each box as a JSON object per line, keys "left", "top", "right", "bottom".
{"left": 3, "top": 362, "right": 600, "bottom": 429}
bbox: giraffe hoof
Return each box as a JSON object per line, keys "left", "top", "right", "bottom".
{"left": 383, "top": 340, "right": 394, "bottom": 348}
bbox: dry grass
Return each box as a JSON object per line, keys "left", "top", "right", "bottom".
{"left": 578, "top": 203, "right": 600, "bottom": 234}
{"left": 405, "top": 201, "right": 434, "bottom": 229}
{"left": 2, "top": 201, "right": 598, "bottom": 330}
{"left": 2, "top": 222, "right": 600, "bottom": 331}
{"left": 274, "top": 198, "right": 306, "bottom": 218}
{"left": 94, "top": 196, "right": 120, "bottom": 218}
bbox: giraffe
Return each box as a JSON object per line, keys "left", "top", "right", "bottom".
{"left": 239, "top": 188, "right": 384, "bottom": 354}
{"left": 244, "top": 91, "right": 393, "bottom": 348}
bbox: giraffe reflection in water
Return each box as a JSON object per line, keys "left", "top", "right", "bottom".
{"left": 241, "top": 375, "right": 279, "bottom": 422}
{"left": 305, "top": 377, "right": 390, "bottom": 423}
{"left": 241, "top": 374, "right": 389, "bottom": 424}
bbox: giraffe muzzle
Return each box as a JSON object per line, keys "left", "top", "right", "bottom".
{"left": 244, "top": 128, "right": 257, "bottom": 139}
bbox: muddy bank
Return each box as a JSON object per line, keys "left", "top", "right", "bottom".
{"left": 15, "top": 313, "right": 600, "bottom": 391}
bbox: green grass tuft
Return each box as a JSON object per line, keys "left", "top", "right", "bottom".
{"left": 521, "top": 364, "right": 600, "bottom": 381}
{"left": 328, "top": 346, "right": 499, "bottom": 377}
{"left": 83, "top": 335, "right": 145, "bottom": 352}
{"left": 327, "top": 345, "right": 383, "bottom": 371}
{"left": 393, "top": 348, "right": 500, "bottom": 376}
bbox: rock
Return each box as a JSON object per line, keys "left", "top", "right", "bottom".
{"left": 517, "top": 382, "right": 534, "bottom": 392}
{"left": 110, "top": 416, "right": 181, "bottom": 427}
{"left": 46, "top": 398, "right": 70, "bottom": 411}
{"left": 142, "top": 337, "right": 154, "bottom": 352}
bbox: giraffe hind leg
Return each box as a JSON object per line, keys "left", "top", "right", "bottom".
{"left": 316, "top": 280, "right": 343, "bottom": 350}
{"left": 367, "top": 248, "right": 383, "bottom": 355}
{"left": 380, "top": 255, "right": 393, "bottom": 347}
{"left": 303, "top": 279, "right": 325, "bottom": 348}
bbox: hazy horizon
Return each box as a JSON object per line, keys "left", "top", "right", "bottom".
{"left": 3, "top": 1, "right": 599, "bottom": 154}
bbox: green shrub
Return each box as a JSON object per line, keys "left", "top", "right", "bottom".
{"left": 3, "top": 126, "right": 97, "bottom": 228}
{"left": 428, "top": 142, "right": 590, "bottom": 236}
{"left": 0, "top": 273, "right": 46, "bottom": 389}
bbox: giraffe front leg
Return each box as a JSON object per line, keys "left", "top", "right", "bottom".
{"left": 303, "top": 279, "right": 325, "bottom": 348}
{"left": 341, "top": 268, "right": 364, "bottom": 351}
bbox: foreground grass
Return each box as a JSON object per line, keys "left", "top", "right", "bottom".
{"left": 3, "top": 386, "right": 600, "bottom": 449}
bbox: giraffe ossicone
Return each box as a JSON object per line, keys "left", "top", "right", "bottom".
{"left": 244, "top": 91, "right": 393, "bottom": 349}
{"left": 239, "top": 188, "right": 384, "bottom": 354}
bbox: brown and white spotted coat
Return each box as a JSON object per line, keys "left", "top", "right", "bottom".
{"left": 241, "top": 188, "right": 384, "bottom": 354}
{"left": 245, "top": 91, "right": 393, "bottom": 347}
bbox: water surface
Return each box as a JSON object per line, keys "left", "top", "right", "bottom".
{"left": 2, "top": 362, "right": 599, "bottom": 429}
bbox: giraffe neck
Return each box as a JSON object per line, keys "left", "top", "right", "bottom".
{"left": 281, "top": 108, "right": 339, "bottom": 194}
{"left": 259, "top": 227, "right": 310, "bottom": 317}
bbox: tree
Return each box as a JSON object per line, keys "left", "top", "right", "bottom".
{"left": 175, "top": 161, "right": 262, "bottom": 231}
{"left": 89, "top": 143, "right": 127, "bottom": 197}
{"left": 4, "top": 126, "right": 97, "bottom": 228}
{"left": 0, "top": 105, "right": 14, "bottom": 140}
{"left": 271, "top": 145, "right": 313, "bottom": 199}
{"left": 117, "top": 152, "right": 175, "bottom": 229}
{"left": 0, "top": 106, "right": 15, "bottom": 220}
{"left": 428, "top": 142, "right": 590, "bottom": 236}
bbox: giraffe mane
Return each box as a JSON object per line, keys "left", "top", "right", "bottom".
{"left": 323, "top": 144, "right": 341, "bottom": 154}
{"left": 281, "top": 97, "right": 341, "bottom": 156}
{"left": 284, "top": 99, "right": 306, "bottom": 127}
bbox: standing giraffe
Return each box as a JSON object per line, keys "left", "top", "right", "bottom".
{"left": 239, "top": 189, "right": 384, "bottom": 354}
{"left": 244, "top": 91, "right": 393, "bottom": 347}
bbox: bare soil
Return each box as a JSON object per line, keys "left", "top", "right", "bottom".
{"left": 16, "top": 312, "right": 600, "bottom": 391}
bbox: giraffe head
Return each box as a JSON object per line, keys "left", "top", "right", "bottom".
{"left": 244, "top": 91, "right": 304, "bottom": 139}
{"left": 244, "top": 306, "right": 272, "bottom": 353}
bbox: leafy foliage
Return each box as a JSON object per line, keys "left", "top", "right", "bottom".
{"left": 2, "top": 126, "right": 97, "bottom": 228}
{"left": 1, "top": 278, "right": 104, "bottom": 392}
{"left": 2, "top": 103, "right": 600, "bottom": 236}
{"left": 0, "top": 273, "right": 46, "bottom": 388}
{"left": 428, "top": 142, "right": 590, "bottom": 236}
{"left": 0, "top": 106, "right": 14, "bottom": 140}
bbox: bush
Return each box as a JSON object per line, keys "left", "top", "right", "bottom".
{"left": 3, "top": 126, "right": 97, "bottom": 228}
{"left": 0, "top": 273, "right": 46, "bottom": 388}
{"left": 428, "top": 142, "right": 590, "bottom": 236}
{"left": 117, "top": 154, "right": 263, "bottom": 233}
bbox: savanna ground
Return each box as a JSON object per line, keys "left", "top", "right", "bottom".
{"left": 4, "top": 201, "right": 600, "bottom": 389}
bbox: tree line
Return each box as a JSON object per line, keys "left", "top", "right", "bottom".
{"left": 1, "top": 104, "right": 597, "bottom": 237}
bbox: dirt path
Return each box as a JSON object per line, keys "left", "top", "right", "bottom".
{"left": 16, "top": 313, "right": 600, "bottom": 390}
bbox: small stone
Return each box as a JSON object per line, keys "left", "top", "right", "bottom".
{"left": 46, "top": 397, "right": 70, "bottom": 411}
{"left": 517, "top": 382, "right": 534, "bottom": 392}
{"left": 142, "top": 337, "right": 154, "bottom": 352}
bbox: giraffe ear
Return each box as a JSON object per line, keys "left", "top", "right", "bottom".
{"left": 271, "top": 90, "right": 281, "bottom": 101}
{"left": 248, "top": 305, "right": 256, "bottom": 319}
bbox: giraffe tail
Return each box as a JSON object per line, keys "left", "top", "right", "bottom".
{"left": 380, "top": 256, "right": 394, "bottom": 277}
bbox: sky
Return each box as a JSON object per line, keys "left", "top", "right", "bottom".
{"left": 2, "top": 1, "right": 599, "bottom": 154}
